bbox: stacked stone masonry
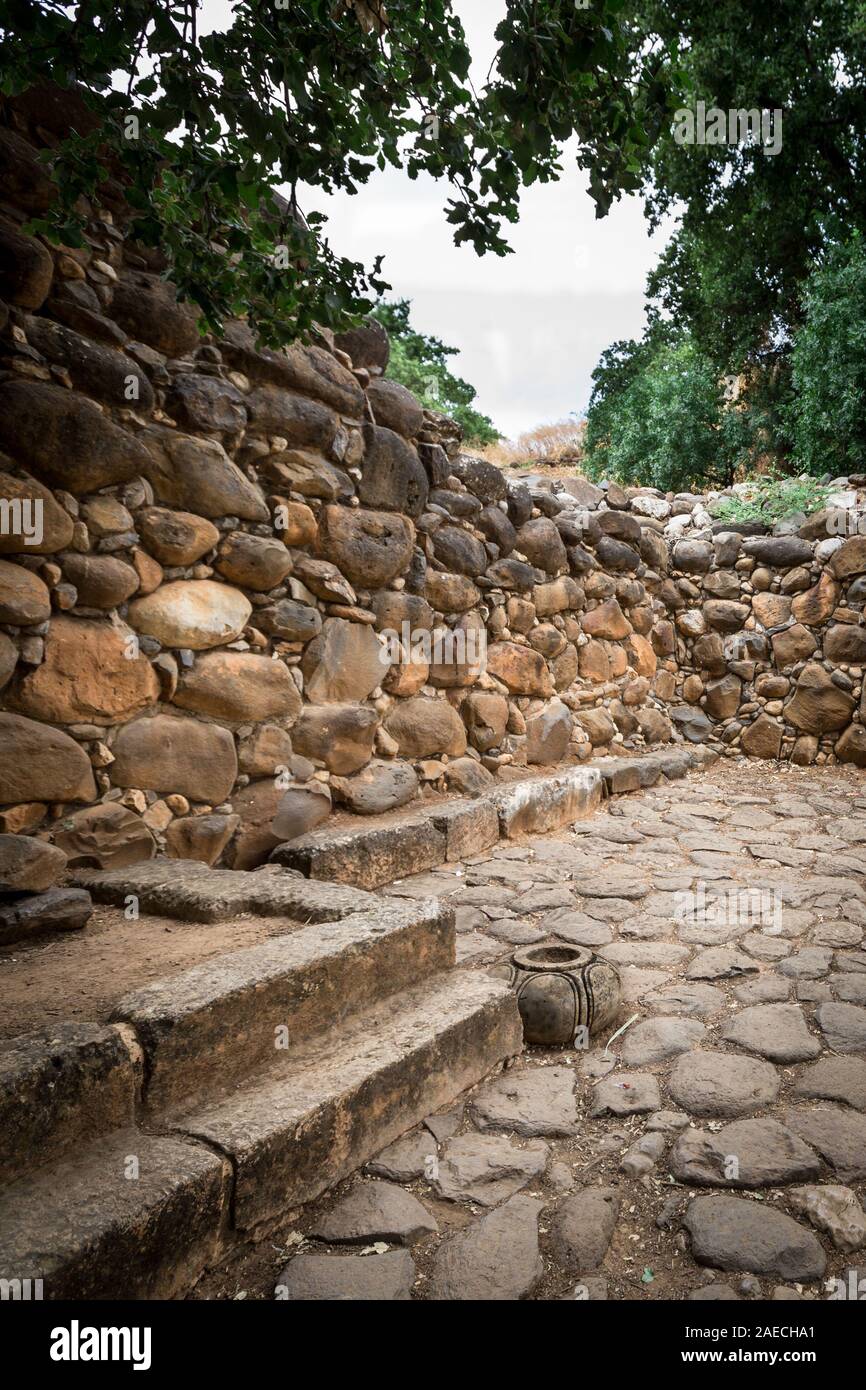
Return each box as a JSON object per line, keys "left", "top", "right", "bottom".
{"left": 0, "top": 85, "right": 865, "bottom": 914}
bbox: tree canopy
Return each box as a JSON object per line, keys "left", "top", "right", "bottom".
{"left": 0, "top": 0, "right": 676, "bottom": 342}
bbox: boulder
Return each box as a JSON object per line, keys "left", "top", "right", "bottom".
{"left": 771, "top": 623, "right": 818, "bottom": 667}
{"left": 238, "top": 724, "right": 294, "bottom": 778}
{"left": 516, "top": 519, "right": 568, "bottom": 574}
{"left": 59, "top": 555, "right": 140, "bottom": 609}
{"left": 740, "top": 713, "right": 783, "bottom": 760}
{"left": 360, "top": 425, "right": 429, "bottom": 517}
{"left": 128, "top": 580, "right": 252, "bottom": 650}
{"left": 255, "top": 599, "right": 322, "bottom": 642}
{"left": 110, "top": 270, "right": 200, "bottom": 356}
{"left": 292, "top": 704, "right": 379, "bottom": 774}
{"left": 165, "top": 373, "right": 247, "bottom": 434}
{"left": 173, "top": 652, "right": 301, "bottom": 723}
{"left": 424, "top": 571, "right": 480, "bottom": 613}
{"left": 213, "top": 532, "right": 293, "bottom": 591}
{"left": 581, "top": 597, "right": 631, "bottom": 640}
{"left": 0, "top": 834, "right": 66, "bottom": 890}
{"left": 0, "top": 222, "right": 53, "bottom": 308}
{"left": 830, "top": 536, "right": 866, "bottom": 579}
{"left": 836, "top": 724, "right": 866, "bottom": 767}
{"left": 0, "top": 382, "right": 150, "bottom": 493}
{"left": 432, "top": 525, "right": 487, "bottom": 577}
{"left": 704, "top": 674, "right": 742, "bottom": 721}
{"left": 136, "top": 508, "right": 220, "bottom": 567}
{"left": 824, "top": 623, "right": 866, "bottom": 663}
{"left": 366, "top": 379, "right": 424, "bottom": 437}
{"left": 140, "top": 426, "right": 269, "bottom": 521}
{"left": 792, "top": 572, "right": 840, "bottom": 626}
{"left": 384, "top": 696, "right": 467, "bottom": 758}
{"left": 302, "top": 618, "right": 387, "bottom": 703}
{"left": 0, "top": 470, "right": 74, "bottom": 554}
{"left": 526, "top": 701, "right": 572, "bottom": 764}
{"left": 165, "top": 813, "right": 240, "bottom": 866}
{"left": 0, "top": 713, "right": 96, "bottom": 804}
{"left": 9, "top": 617, "right": 159, "bottom": 724}
{"left": 486, "top": 642, "right": 554, "bottom": 697}
{"left": 462, "top": 692, "right": 509, "bottom": 752}
{"left": 332, "top": 760, "right": 419, "bottom": 814}
{"left": 22, "top": 316, "right": 155, "bottom": 412}
{"left": 742, "top": 537, "right": 813, "bottom": 568}
{"left": 110, "top": 715, "right": 238, "bottom": 803}
{"left": 333, "top": 317, "right": 390, "bottom": 372}
{"left": 786, "top": 663, "right": 855, "bottom": 733}
{"left": 317, "top": 505, "right": 415, "bottom": 588}
{"left": 0, "top": 559, "right": 50, "bottom": 625}
{"left": 272, "top": 779, "right": 332, "bottom": 841}
{"left": 52, "top": 803, "right": 155, "bottom": 870}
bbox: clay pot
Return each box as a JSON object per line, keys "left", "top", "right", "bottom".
{"left": 511, "top": 942, "right": 621, "bottom": 1046}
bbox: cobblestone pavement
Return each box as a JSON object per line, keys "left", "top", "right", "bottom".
{"left": 203, "top": 761, "right": 866, "bottom": 1301}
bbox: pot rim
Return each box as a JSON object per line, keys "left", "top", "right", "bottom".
{"left": 512, "top": 940, "right": 593, "bottom": 972}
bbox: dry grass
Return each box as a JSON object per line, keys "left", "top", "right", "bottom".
{"left": 475, "top": 417, "right": 587, "bottom": 469}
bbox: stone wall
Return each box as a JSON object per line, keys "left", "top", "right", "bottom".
{"left": 0, "top": 89, "right": 864, "bottom": 889}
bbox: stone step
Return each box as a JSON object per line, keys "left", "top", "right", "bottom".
{"left": 0, "top": 1022, "right": 141, "bottom": 1185}
{"left": 0, "top": 1128, "right": 229, "bottom": 1300}
{"left": 110, "top": 896, "right": 455, "bottom": 1113}
{"left": 274, "top": 765, "right": 604, "bottom": 889}
{"left": 0, "top": 972, "right": 521, "bottom": 1296}
{"left": 172, "top": 969, "right": 522, "bottom": 1232}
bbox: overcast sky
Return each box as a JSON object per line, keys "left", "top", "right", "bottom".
{"left": 202, "top": 0, "right": 673, "bottom": 440}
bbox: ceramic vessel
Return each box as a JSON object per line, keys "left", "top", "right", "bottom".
{"left": 511, "top": 941, "right": 621, "bottom": 1046}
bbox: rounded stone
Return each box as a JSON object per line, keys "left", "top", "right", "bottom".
{"left": 128, "top": 580, "right": 252, "bottom": 650}
{"left": 669, "top": 1050, "right": 781, "bottom": 1118}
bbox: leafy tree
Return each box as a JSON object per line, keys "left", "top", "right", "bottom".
{"left": 584, "top": 328, "right": 738, "bottom": 491}
{"left": 639, "top": 0, "right": 866, "bottom": 368}
{"left": 373, "top": 299, "right": 499, "bottom": 446}
{"left": 787, "top": 236, "right": 866, "bottom": 477}
{"left": 0, "top": 1, "right": 676, "bottom": 343}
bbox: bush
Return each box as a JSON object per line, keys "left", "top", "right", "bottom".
{"left": 715, "top": 473, "right": 828, "bottom": 526}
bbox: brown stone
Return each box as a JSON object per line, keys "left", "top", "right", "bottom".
{"left": 752, "top": 592, "right": 792, "bottom": 628}
{"left": 0, "top": 632, "right": 16, "bottom": 690}
{"left": 792, "top": 573, "right": 840, "bottom": 626}
{"left": 165, "top": 813, "right": 239, "bottom": 866}
{"left": 226, "top": 779, "right": 284, "bottom": 869}
{"left": 272, "top": 779, "right": 332, "bottom": 841}
{"left": 0, "top": 559, "right": 50, "bottom": 625}
{"left": 786, "top": 663, "right": 855, "bottom": 734}
{"left": 140, "top": 426, "right": 269, "bottom": 522}
{"left": 771, "top": 623, "right": 818, "bottom": 667}
{"left": 110, "top": 714, "right": 238, "bottom": 803}
{"left": 384, "top": 697, "right": 467, "bottom": 758}
{"left": 52, "top": 803, "right": 155, "bottom": 869}
{"left": 275, "top": 500, "right": 317, "bottom": 548}
{"left": 486, "top": 642, "right": 554, "bottom": 697}
{"left": 824, "top": 624, "right": 866, "bottom": 663}
{"left": 173, "top": 652, "right": 301, "bottom": 723}
{"left": 0, "top": 713, "right": 96, "bottom": 804}
{"left": 626, "top": 632, "right": 656, "bottom": 677}
{"left": 424, "top": 571, "right": 480, "bottom": 613}
{"left": 740, "top": 714, "right": 783, "bottom": 760}
{"left": 302, "top": 618, "right": 387, "bottom": 703}
{"left": 110, "top": 271, "right": 201, "bottom": 356}
{"left": 60, "top": 555, "right": 139, "bottom": 609}
{"left": 581, "top": 597, "right": 631, "bottom": 641}
{"left": 831, "top": 536, "right": 866, "bottom": 580}
{"left": 0, "top": 834, "right": 66, "bottom": 890}
{"left": 10, "top": 617, "right": 159, "bottom": 724}
{"left": 292, "top": 704, "right": 379, "bottom": 774}
{"left": 214, "top": 533, "right": 292, "bottom": 591}
{"left": 703, "top": 600, "right": 750, "bottom": 632}
{"left": 0, "top": 382, "right": 150, "bottom": 493}
{"left": 0, "top": 470, "right": 74, "bottom": 554}
{"left": 576, "top": 707, "right": 617, "bottom": 745}
{"left": 317, "top": 505, "right": 415, "bottom": 588}
{"left": 366, "top": 378, "right": 424, "bottom": 437}
{"left": 835, "top": 724, "right": 866, "bottom": 767}
{"left": 131, "top": 548, "right": 163, "bottom": 596}
{"left": 129, "top": 580, "right": 252, "bottom": 650}
{"left": 704, "top": 674, "right": 742, "bottom": 721}
{"left": 136, "top": 508, "right": 220, "bottom": 567}
{"left": 0, "top": 222, "right": 53, "bottom": 308}
{"left": 579, "top": 639, "right": 610, "bottom": 682}
{"left": 360, "top": 425, "right": 428, "bottom": 517}
{"left": 516, "top": 519, "right": 568, "bottom": 574}
{"left": 462, "top": 692, "right": 509, "bottom": 752}
{"left": 238, "top": 724, "right": 294, "bottom": 778}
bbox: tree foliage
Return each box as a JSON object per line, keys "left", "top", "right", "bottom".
{"left": 373, "top": 299, "right": 499, "bottom": 446}
{"left": 787, "top": 236, "right": 866, "bottom": 478}
{"left": 0, "top": 0, "right": 677, "bottom": 343}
